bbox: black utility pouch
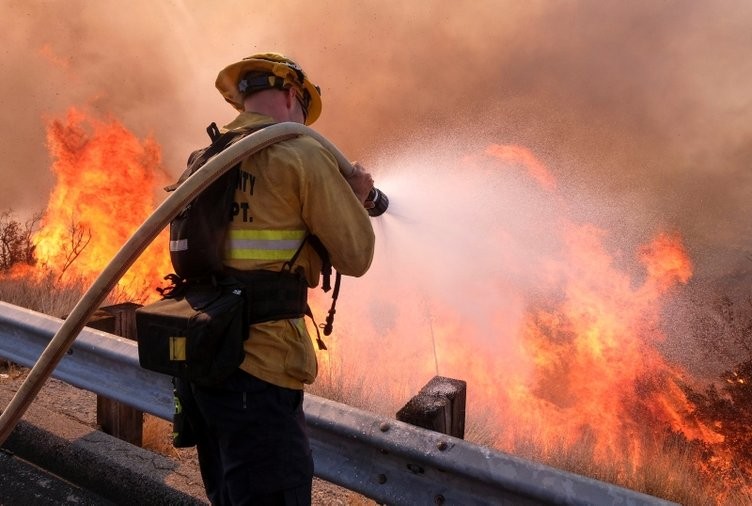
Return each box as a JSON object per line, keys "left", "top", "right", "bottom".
{"left": 136, "top": 278, "right": 248, "bottom": 386}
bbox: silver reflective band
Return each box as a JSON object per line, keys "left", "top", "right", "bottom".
{"left": 228, "top": 239, "right": 304, "bottom": 250}
{"left": 170, "top": 239, "right": 188, "bottom": 252}
{"left": 226, "top": 229, "right": 306, "bottom": 261}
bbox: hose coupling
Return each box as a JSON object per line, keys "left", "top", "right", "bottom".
{"left": 366, "top": 187, "right": 389, "bottom": 217}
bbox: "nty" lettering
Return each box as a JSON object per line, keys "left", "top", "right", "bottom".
{"left": 237, "top": 170, "right": 256, "bottom": 195}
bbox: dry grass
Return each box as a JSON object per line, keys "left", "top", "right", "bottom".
{"left": 0, "top": 269, "right": 136, "bottom": 318}
{"left": 0, "top": 271, "right": 87, "bottom": 317}
{"left": 308, "top": 361, "right": 392, "bottom": 414}
{"left": 141, "top": 413, "right": 199, "bottom": 463}
{"left": 502, "top": 427, "right": 710, "bottom": 505}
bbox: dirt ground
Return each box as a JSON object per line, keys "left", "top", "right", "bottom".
{"left": 0, "top": 362, "right": 375, "bottom": 505}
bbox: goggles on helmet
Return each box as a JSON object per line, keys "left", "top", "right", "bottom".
{"left": 237, "top": 71, "right": 316, "bottom": 122}
{"left": 215, "top": 53, "right": 322, "bottom": 125}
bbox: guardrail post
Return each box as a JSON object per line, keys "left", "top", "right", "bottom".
{"left": 89, "top": 303, "right": 143, "bottom": 446}
{"left": 396, "top": 375, "right": 467, "bottom": 439}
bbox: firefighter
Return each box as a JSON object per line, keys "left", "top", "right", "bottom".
{"left": 178, "top": 53, "right": 376, "bottom": 505}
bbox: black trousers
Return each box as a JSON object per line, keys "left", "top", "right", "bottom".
{"left": 176, "top": 370, "right": 314, "bottom": 505}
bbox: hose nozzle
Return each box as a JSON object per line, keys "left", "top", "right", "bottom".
{"left": 366, "top": 187, "right": 389, "bottom": 217}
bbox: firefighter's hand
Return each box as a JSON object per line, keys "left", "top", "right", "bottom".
{"left": 346, "top": 162, "right": 376, "bottom": 210}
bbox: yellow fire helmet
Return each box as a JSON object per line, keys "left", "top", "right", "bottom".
{"left": 215, "top": 53, "right": 322, "bottom": 125}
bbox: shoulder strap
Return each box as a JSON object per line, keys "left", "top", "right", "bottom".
{"left": 165, "top": 122, "right": 275, "bottom": 193}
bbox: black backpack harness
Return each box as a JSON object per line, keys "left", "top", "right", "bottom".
{"left": 163, "top": 122, "right": 342, "bottom": 349}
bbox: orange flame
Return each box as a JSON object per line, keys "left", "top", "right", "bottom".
{"left": 639, "top": 232, "right": 693, "bottom": 291}
{"left": 28, "top": 107, "right": 170, "bottom": 300}
{"left": 485, "top": 144, "right": 557, "bottom": 191}
{"left": 513, "top": 225, "right": 720, "bottom": 458}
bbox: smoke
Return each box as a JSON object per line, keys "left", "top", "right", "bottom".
{"left": 4, "top": 3, "right": 751, "bottom": 489}
{"left": 1, "top": 0, "right": 751, "bottom": 280}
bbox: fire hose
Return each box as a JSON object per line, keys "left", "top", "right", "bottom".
{"left": 0, "top": 122, "right": 388, "bottom": 444}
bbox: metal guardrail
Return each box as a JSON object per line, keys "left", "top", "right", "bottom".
{"left": 0, "top": 301, "right": 676, "bottom": 505}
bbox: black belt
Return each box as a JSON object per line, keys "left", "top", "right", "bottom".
{"left": 224, "top": 267, "right": 308, "bottom": 324}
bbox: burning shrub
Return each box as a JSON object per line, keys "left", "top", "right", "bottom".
{"left": 682, "top": 358, "right": 752, "bottom": 492}
{"left": 0, "top": 211, "right": 38, "bottom": 271}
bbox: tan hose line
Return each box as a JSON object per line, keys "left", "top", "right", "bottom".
{"left": 0, "top": 122, "right": 355, "bottom": 444}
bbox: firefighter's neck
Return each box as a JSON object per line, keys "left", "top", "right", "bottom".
{"left": 243, "top": 88, "right": 305, "bottom": 124}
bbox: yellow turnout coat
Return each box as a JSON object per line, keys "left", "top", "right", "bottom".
{"left": 221, "top": 112, "right": 375, "bottom": 390}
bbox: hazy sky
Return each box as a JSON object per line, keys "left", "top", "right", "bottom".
{"left": 2, "top": 0, "right": 751, "bottom": 280}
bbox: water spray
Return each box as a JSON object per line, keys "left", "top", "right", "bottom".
{"left": 0, "top": 122, "right": 386, "bottom": 444}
